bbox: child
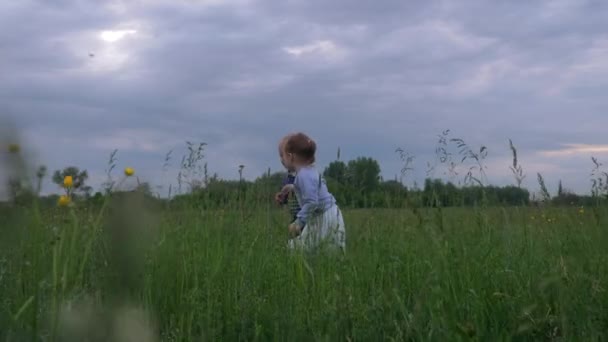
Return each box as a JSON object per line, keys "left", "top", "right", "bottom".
{"left": 275, "top": 135, "right": 301, "bottom": 222}
{"left": 278, "top": 132, "right": 346, "bottom": 251}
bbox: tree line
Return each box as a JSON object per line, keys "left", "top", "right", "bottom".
{"left": 3, "top": 155, "right": 605, "bottom": 210}
{"left": 172, "top": 157, "right": 533, "bottom": 209}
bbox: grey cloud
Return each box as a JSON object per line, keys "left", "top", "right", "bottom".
{"left": 1, "top": 0, "right": 607, "bottom": 196}
{"left": 257, "top": 0, "right": 439, "bottom": 30}
{"left": 449, "top": 0, "right": 608, "bottom": 41}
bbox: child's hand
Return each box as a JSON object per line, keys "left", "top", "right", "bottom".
{"left": 274, "top": 192, "right": 285, "bottom": 204}
{"left": 276, "top": 185, "right": 294, "bottom": 205}
{"left": 281, "top": 184, "right": 294, "bottom": 195}
{"left": 288, "top": 223, "right": 301, "bottom": 237}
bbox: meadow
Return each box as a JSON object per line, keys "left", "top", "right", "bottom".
{"left": 2, "top": 134, "right": 608, "bottom": 341}
{"left": 1, "top": 191, "right": 607, "bottom": 341}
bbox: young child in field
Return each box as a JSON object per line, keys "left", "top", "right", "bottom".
{"left": 278, "top": 132, "right": 346, "bottom": 251}
{"left": 275, "top": 135, "right": 301, "bottom": 223}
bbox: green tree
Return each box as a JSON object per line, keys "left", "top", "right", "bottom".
{"left": 496, "top": 185, "right": 530, "bottom": 205}
{"left": 254, "top": 171, "right": 286, "bottom": 189}
{"left": 379, "top": 180, "right": 407, "bottom": 195}
{"left": 52, "top": 166, "right": 91, "bottom": 196}
{"left": 346, "top": 157, "right": 381, "bottom": 193}
{"left": 252, "top": 171, "right": 287, "bottom": 204}
{"left": 377, "top": 180, "right": 408, "bottom": 208}
{"left": 423, "top": 178, "right": 441, "bottom": 207}
{"left": 323, "top": 161, "right": 348, "bottom": 184}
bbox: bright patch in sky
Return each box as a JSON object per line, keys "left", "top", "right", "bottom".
{"left": 100, "top": 29, "right": 137, "bottom": 43}
{"left": 540, "top": 144, "right": 608, "bottom": 157}
{"left": 283, "top": 40, "right": 338, "bottom": 57}
{"left": 88, "top": 29, "right": 139, "bottom": 72}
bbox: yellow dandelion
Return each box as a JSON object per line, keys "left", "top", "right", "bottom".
{"left": 578, "top": 207, "right": 585, "bottom": 215}
{"left": 7, "top": 144, "right": 20, "bottom": 154}
{"left": 63, "top": 175, "right": 73, "bottom": 188}
{"left": 124, "top": 167, "right": 135, "bottom": 177}
{"left": 58, "top": 195, "right": 71, "bottom": 207}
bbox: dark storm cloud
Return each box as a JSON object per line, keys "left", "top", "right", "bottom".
{"left": 1, "top": 0, "right": 607, "bottom": 197}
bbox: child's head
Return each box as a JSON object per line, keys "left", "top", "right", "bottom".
{"left": 282, "top": 132, "right": 316, "bottom": 169}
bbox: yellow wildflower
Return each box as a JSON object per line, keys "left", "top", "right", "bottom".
{"left": 58, "top": 195, "right": 71, "bottom": 207}
{"left": 124, "top": 167, "right": 135, "bottom": 177}
{"left": 7, "top": 144, "right": 20, "bottom": 154}
{"left": 578, "top": 207, "right": 585, "bottom": 215}
{"left": 63, "top": 175, "right": 73, "bottom": 188}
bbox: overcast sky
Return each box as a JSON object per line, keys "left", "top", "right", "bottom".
{"left": 1, "top": 0, "right": 607, "bottom": 197}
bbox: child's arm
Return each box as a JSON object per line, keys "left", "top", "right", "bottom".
{"left": 276, "top": 177, "right": 293, "bottom": 205}
{"left": 293, "top": 170, "right": 318, "bottom": 228}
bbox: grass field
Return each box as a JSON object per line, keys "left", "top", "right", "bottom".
{"left": 1, "top": 193, "right": 607, "bottom": 341}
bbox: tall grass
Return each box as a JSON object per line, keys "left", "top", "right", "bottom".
{"left": 1, "top": 132, "right": 608, "bottom": 340}
{"left": 1, "top": 192, "right": 608, "bottom": 340}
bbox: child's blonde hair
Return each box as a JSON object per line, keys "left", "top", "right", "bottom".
{"left": 284, "top": 132, "right": 316, "bottom": 164}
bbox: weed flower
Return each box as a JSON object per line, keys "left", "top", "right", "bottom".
{"left": 125, "top": 167, "right": 135, "bottom": 177}
{"left": 58, "top": 195, "right": 71, "bottom": 207}
{"left": 63, "top": 175, "right": 73, "bottom": 188}
{"left": 578, "top": 207, "right": 585, "bottom": 215}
